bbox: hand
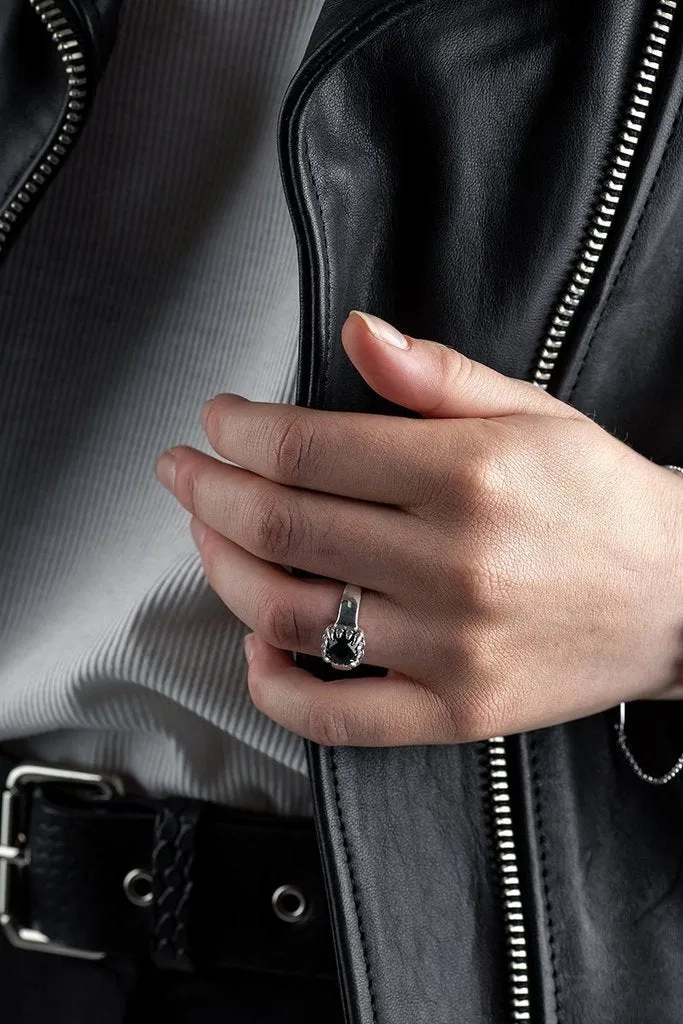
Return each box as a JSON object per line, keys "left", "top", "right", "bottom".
{"left": 155, "top": 312, "right": 683, "bottom": 746}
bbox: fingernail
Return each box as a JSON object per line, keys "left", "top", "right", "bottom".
{"left": 244, "top": 633, "right": 255, "bottom": 665}
{"left": 350, "top": 310, "right": 410, "bottom": 349}
{"left": 190, "top": 516, "right": 207, "bottom": 549}
{"left": 201, "top": 397, "right": 214, "bottom": 429}
{"left": 156, "top": 451, "right": 176, "bottom": 492}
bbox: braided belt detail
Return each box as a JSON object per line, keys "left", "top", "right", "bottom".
{"left": 151, "top": 800, "right": 201, "bottom": 971}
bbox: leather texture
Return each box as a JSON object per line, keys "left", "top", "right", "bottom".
{"left": 4, "top": 1, "right": 683, "bottom": 1022}
{"left": 2, "top": 754, "right": 337, "bottom": 979}
{"left": 279, "top": 1, "right": 683, "bottom": 1022}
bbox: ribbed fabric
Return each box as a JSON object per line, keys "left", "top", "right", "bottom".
{"left": 0, "top": 0, "right": 325, "bottom": 813}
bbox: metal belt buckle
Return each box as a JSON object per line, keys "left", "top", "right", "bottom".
{"left": 0, "top": 763, "right": 124, "bottom": 959}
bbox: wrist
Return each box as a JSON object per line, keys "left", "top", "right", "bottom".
{"left": 646, "top": 463, "right": 683, "bottom": 698}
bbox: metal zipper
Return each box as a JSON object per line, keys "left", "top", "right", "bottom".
{"left": 532, "top": 0, "right": 678, "bottom": 390}
{"left": 0, "top": 0, "right": 92, "bottom": 259}
{"left": 10, "top": 0, "right": 673, "bottom": 1019}
{"left": 490, "top": 2, "right": 678, "bottom": 1021}
{"left": 488, "top": 737, "right": 531, "bottom": 1022}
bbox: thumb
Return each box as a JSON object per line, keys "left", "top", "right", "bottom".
{"left": 341, "top": 311, "right": 579, "bottom": 420}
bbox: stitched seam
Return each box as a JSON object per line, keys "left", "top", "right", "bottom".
{"left": 530, "top": 735, "right": 561, "bottom": 1023}
{"left": 568, "top": 86, "right": 683, "bottom": 401}
{"left": 304, "top": 135, "right": 331, "bottom": 403}
{"left": 297, "top": 0, "right": 421, "bottom": 98}
{"left": 298, "top": 8, "right": 424, "bottom": 1020}
{"left": 330, "top": 746, "right": 379, "bottom": 1024}
{"left": 295, "top": 0, "right": 424, "bottom": 407}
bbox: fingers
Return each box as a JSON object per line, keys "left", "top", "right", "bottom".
{"left": 340, "top": 311, "right": 581, "bottom": 421}
{"left": 198, "top": 310, "right": 580, "bottom": 515}
{"left": 193, "top": 520, "right": 431, "bottom": 674}
{"left": 201, "top": 393, "right": 460, "bottom": 508}
{"left": 244, "top": 633, "right": 453, "bottom": 747}
{"left": 160, "top": 447, "right": 429, "bottom": 594}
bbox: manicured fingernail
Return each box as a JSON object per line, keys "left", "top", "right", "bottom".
{"left": 201, "top": 397, "right": 214, "bottom": 429}
{"left": 350, "top": 310, "right": 410, "bottom": 349}
{"left": 244, "top": 633, "right": 255, "bottom": 665}
{"left": 190, "top": 517, "right": 207, "bottom": 549}
{"left": 155, "top": 451, "right": 176, "bottom": 492}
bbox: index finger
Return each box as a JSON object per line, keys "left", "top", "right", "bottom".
{"left": 202, "top": 394, "right": 470, "bottom": 507}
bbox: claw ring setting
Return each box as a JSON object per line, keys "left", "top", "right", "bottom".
{"left": 320, "top": 583, "right": 366, "bottom": 671}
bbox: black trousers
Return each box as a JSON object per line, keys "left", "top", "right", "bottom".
{"left": 0, "top": 932, "right": 345, "bottom": 1023}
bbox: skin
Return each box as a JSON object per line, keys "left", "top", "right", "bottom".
{"left": 154, "top": 311, "right": 683, "bottom": 747}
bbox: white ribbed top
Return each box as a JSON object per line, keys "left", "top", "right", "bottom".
{"left": 0, "top": 0, "right": 325, "bottom": 813}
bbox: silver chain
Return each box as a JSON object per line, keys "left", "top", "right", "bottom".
{"left": 616, "top": 464, "right": 683, "bottom": 785}
{"left": 616, "top": 702, "right": 683, "bottom": 785}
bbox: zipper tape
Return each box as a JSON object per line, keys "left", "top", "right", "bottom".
{"left": 0, "top": 1, "right": 91, "bottom": 259}
{"left": 532, "top": 0, "right": 678, "bottom": 391}
{"left": 493, "top": 2, "right": 678, "bottom": 1020}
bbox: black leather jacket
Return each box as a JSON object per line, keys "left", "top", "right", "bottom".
{"left": 3, "top": 1, "right": 683, "bottom": 1021}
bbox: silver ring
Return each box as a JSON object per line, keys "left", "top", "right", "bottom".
{"left": 320, "top": 583, "right": 366, "bottom": 671}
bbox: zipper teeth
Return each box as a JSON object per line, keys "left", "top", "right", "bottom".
{"left": 496, "top": 7, "right": 680, "bottom": 1020}
{"left": 532, "top": 0, "right": 678, "bottom": 391}
{"left": 0, "top": 0, "right": 91, "bottom": 258}
{"left": 6, "top": 2, "right": 677, "bottom": 1021}
{"left": 488, "top": 738, "right": 531, "bottom": 1022}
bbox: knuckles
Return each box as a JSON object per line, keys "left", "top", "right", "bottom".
{"left": 449, "top": 432, "right": 513, "bottom": 518}
{"left": 250, "top": 490, "right": 335, "bottom": 566}
{"left": 457, "top": 541, "right": 517, "bottom": 615}
{"left": 266, "top": 412, "right": 324, "bottom": 484}
{"left": 206, "top": 405, "right": 323, "bottom": 483}
{"left": 416, "top": 422, "right": 521, "bottom": 526}
{"left": 255, "top": 587, "right": 310, "bottom": 650}
{"left": 248, "top": 677, "right": 355, "bottom": 747}
{"left": 429, "top": 630, "right": 517, "bottom": 742}
{"left": 302, "top": 699, "right": 354, "bottom": 747}
{"left": 253, "top": 495, "right": 299, "bottom": 562}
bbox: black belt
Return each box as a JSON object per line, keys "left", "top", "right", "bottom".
{"left": 0, "top": 753, "right": 336, "bottom": 978}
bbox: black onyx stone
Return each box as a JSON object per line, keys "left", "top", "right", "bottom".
{"left": 327, "top": 633, "right": 356, "bottom": 666}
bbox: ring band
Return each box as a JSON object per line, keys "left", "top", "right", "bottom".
{"left": 320, "top": 583, "right": 366, "bottom": 671}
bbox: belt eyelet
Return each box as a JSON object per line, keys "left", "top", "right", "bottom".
{"left": 271, "top": 884, "right": 307, "bottom": 923}
{"left": 123, "top": 868, "right": 153, "bottom": 907}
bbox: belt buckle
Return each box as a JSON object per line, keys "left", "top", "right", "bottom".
{"left": 0, "top": 763, "right": 125, "bottom": 959}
